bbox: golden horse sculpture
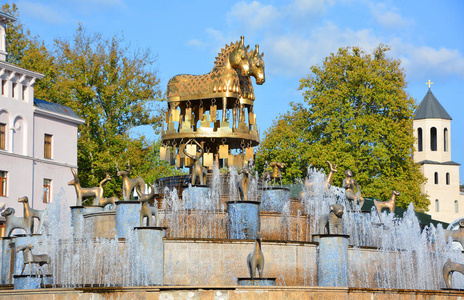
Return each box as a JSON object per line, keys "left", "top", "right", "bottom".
{"left": 167, "top": 36, "right": 250, "bottom": 102}
{"left": 167, "top": 36, "right": 251, "bottom": 123}
{"left": 234, "top": 44, "right": 265, "bottom": 130}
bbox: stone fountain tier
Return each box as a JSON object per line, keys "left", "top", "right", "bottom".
{"left": 80, "top": 207, "right": 310, "bottom": 242}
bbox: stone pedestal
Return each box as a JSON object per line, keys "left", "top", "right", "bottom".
{"left": 70, "top": 206, "right": 85, "bottom": 236}
{"left": 132, "top": 227, "right": 166, "bottom": 286}
{"left": 115, "top": 201, "right": 141, "bottom": 239}
{"left": 1, "top": 237, "right": 15, "bottom": 285}
{"left": 237, "top": 278, "right": 276, "bottom": 286}
{"left": 13, "top": 274, "right": 53, "bottom": 289}
{"left": 317, "top": 234, "right": 349, "bottom": 287}
{"left": 182, "top": 186, "right": 210, "bottom": 209}
{"left": 260, "top": 187, "right": 290, "bottom": 212}
{"left": 227, "top": 201, "right": 260, "bottom": 240}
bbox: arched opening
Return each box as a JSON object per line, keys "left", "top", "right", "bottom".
{"left": 455, "top": 200, "right": 459, "bottom": 213}
{"left": 446, "top": 173, "right": 450, "bottom": 185}
{"left": 434, "top": 172, "right": 438, "bottom": 184}
{"left": 435, "top": 199, "right": 439, "bottom": 212}
{"left": 12, "top": 117, "right": 26, "bottom": 155}
{"left": 444, "top": 128, "right": 449, "bottom": 152}
{"left": 417, "top": 128, "right": 423, "bottom": 151}
{"left": 430, "top": 127, "right": 437, "bottom": 151}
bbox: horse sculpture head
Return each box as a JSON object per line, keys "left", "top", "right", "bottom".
{"left": 249, "top": 44, "right": 265, "bottom": 85}
{"left": 226, "top": 36, "right": 250, "bottom": 76}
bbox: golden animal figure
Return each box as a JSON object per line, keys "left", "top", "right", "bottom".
{"left": 1, "top": 207, "right": 30, "bottom": 236}
{"left": 374, "top": 190, "right": 400, "bottom": 223}
{"left": 18, "top": 196, "right": 47, "bottom": 234}
{"left": 183, "top": 139, "right": 208, "bottom": 186}
{"left": 68, "top": 168, "right": 103, "bottom": 206}
{"left": 139, "top": 184, "right": 160, "bottom": 227}
{"left": 343, "top": 169, "right": 364, "bottom": 210}
{"left": 166, "top": 36, "right": 250, "bottom": 103}
{"left": 16, "top": 244, "right": 50, "bottom": 275}
{"left": 115, "top": 161, "right": 145, "bottom": 201}
{"left": 443, "top": 258, "right": 464, "bottom": 289}
{"left": 247, "top": 232, "right": 264, "bottom": 279}
{"left": 443, "top": 219, "right": 464, "bottom": 248}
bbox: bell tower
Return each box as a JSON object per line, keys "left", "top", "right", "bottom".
{"left": 413, "top": 81, "right": 462, "bottom": 222}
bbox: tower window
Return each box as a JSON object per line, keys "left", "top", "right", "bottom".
{"left": 455, "top": 200, "right": 459, "bottom": 213}
{"left": 12, "top": 83, "right": 16, "bottom": 98}
{"left": 417, "top": 128, "right": 423, "bottom": 152}
{"left": 446, "top": 173, "right": 450, "bottom": 185}
{"left": 444, "top": 128, "right": 448, "bottom": 152}
{"left": 434, "top": 172, "right": 438, "bottom": 184}
{"left": 430, "top": 127, "right": 437, "bottom": 151}
{"left": 435, "top": 199, "right": 439, "bottom": 212}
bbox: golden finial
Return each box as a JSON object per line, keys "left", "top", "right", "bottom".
{"left": 426, "top": 79, "right": 433, "bottom": 89}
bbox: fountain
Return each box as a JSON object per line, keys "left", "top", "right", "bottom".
{"left": 1, "top": 36, "right": 464, "bottom": 299}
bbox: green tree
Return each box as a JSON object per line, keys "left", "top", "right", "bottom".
{"left": 256, "top": 45, "right": 428, "bottom": 211}
{"left": 2, "top": 4, "right": 182, "bottom": 197}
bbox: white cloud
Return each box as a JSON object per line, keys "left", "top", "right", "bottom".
{"left": 229, "top": 1, "right": 280, "bottom": 31}
{"left": 370, "top": 3, "right": 411, "bottom": 29}
{"left": 391, "top": 41, "right": 464, "bottom": 79}
{"left": 264, "top": 23, "right": 381, "bottom": 76}
{"left": 18, "top": 1, "right": 67, "bottom": 24}
{"left": 288, "top": 0, "right": 334, "bottom": 16}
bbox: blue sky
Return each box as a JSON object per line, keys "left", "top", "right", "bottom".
{"left": 7, "top": 0, "right": 464, "bottom": 181}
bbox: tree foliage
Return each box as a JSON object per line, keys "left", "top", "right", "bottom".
{"left": 2, "top": 4, "right": 182, "bottom": 197}
{"left": 256, "top": 45, "right": 428, "bottom": 211}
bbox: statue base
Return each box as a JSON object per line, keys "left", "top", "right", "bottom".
{"left": 260, "top": 187, "right": 290, "bottom": 212}
{"left": 226, "top": 201, "right": 260, "bottom": 240}
{"left": 132, "top": 227, "right": 167, "bottom": 285}
{"left": 115, "top": 201, "right": 141, "bottom": 239}
{"left": 317, "top": 234, "right": 349, "bottom": 287}
{"left": 13, "top": 274, "right": 53, "bottom": 289}
{"left": 237, "top": 277, "right": 276, "bottom": 286}
{"left": 182, "top": 186, "right": 211, "bottom": 209}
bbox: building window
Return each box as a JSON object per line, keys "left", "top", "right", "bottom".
{"left": 435, "top": 199, "right": 439, "bottom": 212}
{"left": 43, "top": 179, "right": 51, "bottom": 203}
{"left": 22, "top": 86, "right": 26, "bottom": 101}
{"left": 12, "top": 83, "right": 16, "bottom": 99}
{"left": 455, "top": 200, "right": 459, "bottom": 213}
{"left": 417, "top": 128, "right": 423, "bottom": 152}
{"left": 446, "top": 173, "right": 450, "bottom": 185}
{"left": 444, "top": 128, "right": 448, "bottom": 152}
{"left": 434, "top": 172, "right": 438, "bottom": 184}
{"left": 44, "top": 134, "right": 52, "bottom": 159}
{"left": 0, "top": 123, "right": 5, "bottom": 150}
{"left": 1, "top": 81, "right": 4, "bottom": 96}
{"left": 0, "top": 171, "right": 6, "bottom": 197}
{"left": 430, "top": 127, "right": 437, "bottom": 151}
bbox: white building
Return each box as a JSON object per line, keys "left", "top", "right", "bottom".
{"left": 0, "top": 12, "right": 84, "bottom": 230}
{"left": 413, "top": 87, "right": 464, "bottom": 223}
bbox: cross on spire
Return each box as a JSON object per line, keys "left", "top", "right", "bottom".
{"left": 426, "top": 79, "right": 433, "bottom": 89}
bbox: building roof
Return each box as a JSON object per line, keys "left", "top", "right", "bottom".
{"left": 414, "top": 89, "right": 452, "bottom": 120}
{"left": 0, "top": 12, "right": 16, "bottom": 24}
{"left": 417, "top": 160, "right": 461, "bottom": 166}
{"left": 34, "top": 98, "right": 81, "bottom": 119}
